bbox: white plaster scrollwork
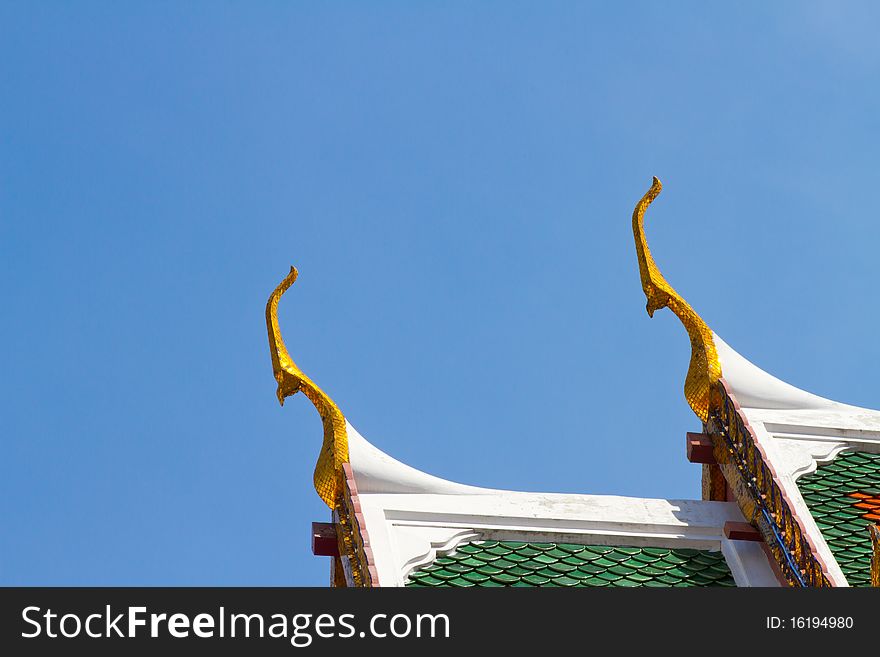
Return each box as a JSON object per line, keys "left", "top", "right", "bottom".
{"left": 392, "top": 526, "right": 480, "bottom": 586}
{"left": 773, "top": 438, "right": 850, "bottom": 481}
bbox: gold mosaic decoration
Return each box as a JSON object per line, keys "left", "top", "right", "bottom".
{"left": 335, "top": 480, "right": 373, "bottom": 587}
{"left": 708, "top": 382, "right": 833, "bottom": 587}
{"left": 266, "top": 266, "right": 349, "bottom": 508}
{"left": 632, "top": 177, "right": 722, "bottom": 421}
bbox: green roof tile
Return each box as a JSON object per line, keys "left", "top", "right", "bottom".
{"left": 532, "top": 554, "right": 557, "bottom": 565}
{"left": 444, "top": 563, "right": 471, "bottom": 573}
{"left": 579, "top": 577, "right": 610, "bottom": 587}
{"left": 545, "top": 548, "right": 571, "bottom": 559}
{"left": 515, "top": 546, "right": 543, "bottom": 557}
{"left": 550, "top": 575, "right": 580, "bottom": 587}
{"left": 475, "top": 564, "right": 504, "bottom": 576}
{"left": 447, "top": 577, "right": 475, "bottom": 588}
{"left": 457, "top": 557, "right": 485, "bottom": 568}
{"left": 592, "top": 557, "right": 618, "bottom": 568}
{"left": 637, "top": 565, "right": 667, "bottom": 577}
{"left": 490, "top": 573, "right": 519, "bottom": 585}
{"left": 629, "top": 552, "right": 662, "bottom": 565}
{"left": 406, "top": 542, "right": 735, "bottom": 588}
{"left": 504, "top": 565, "right": 532, "bottom": 577}
{"left": 548, "top": 562, "right": 578, "bottom": 574}
{"left": 641, "top": 547, "right": 671, "bottom": 557}
{"left": 797, "top": 450, "right": 880, "bottom": 587}
{"left": 573, "top": 563, "right": 605, "bottom": 576}
{"left": 608, "top": 564, "right": 636, "bottom": 577}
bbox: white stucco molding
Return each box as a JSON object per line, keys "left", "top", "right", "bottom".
{"left": 356, "top": 491, "right": 779, "bottom": 587}
{"left": 721, "top": 536, "right": 780, "bottom": 587}
{"left": 714, "top": 334, "right": 866, "bottom": 413}
{"left": 770, "top": 437, "right": 850, "bottom": 480}
{"left": 391, "top": 527, "right": 480, "bottom": 582}
{"left": 346, "top": 422, "right": 496, "bottom": 495}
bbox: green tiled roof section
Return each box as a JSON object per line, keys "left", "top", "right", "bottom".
{"left": 405, "top": 541, "right": 736, "bottom": 587}
{"left": 797, "top": 450, "right": 880, "bottom": 587}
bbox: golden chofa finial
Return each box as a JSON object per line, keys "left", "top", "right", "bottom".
{"left": 632, "top": 177, "right": 722, "bottom": 422}
{"left": 266, "top": 266, "right": 349, "bottom": 508}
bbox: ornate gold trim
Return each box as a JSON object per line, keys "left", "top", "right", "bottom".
{"left": 334, "top": 465, "right": 375, "bottom": 587}
{"left": 266, "top": 266, "right": 349, "bottom": 508}
{"left": 708, "top": 381, "right": 833, "bottom": 587}
{"left": 632, "top": 177, "right": 722, "bottom": 421}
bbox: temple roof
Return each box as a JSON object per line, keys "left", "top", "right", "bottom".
{"left": 339, "top": 464, "right": 777, "bottom": 586}
{"left": 269, "top": 177, "right": 880, "bottom": 587}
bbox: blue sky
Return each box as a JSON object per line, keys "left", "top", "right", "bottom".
{"left": 3, "top": 3, "right": 880, "bottom": 585}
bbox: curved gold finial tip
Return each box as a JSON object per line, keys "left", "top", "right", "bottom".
{"left": 643, "top": 176, "right": 662, "bottom": 207}
{"left": 631, "top": 177, "right": 721, "bottom": 422}
{"left": 273, "top": 267, "right": 298, "bottom": 406}
{"left": 266, "top": 266, "right": 305, "bottom": 406}
{"left": 282, "top": 265, "right": 298, "bottom": 288}
{"left": 265, "top": 264, "right": 350, "bottom": 508}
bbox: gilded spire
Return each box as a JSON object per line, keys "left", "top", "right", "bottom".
{"left": 266, "top": 266, "right": 349, "bottom": 508}
{"left": 632, "top": 177, "right": 721, "bottom": 421}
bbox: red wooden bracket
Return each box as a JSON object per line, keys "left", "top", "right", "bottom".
{"left": 312, "top": 522, "right": 339, "bottom": 557}
{"left": 686, "top": 432, "right": 716, "bottom": 464}
{"left": 723, "top": 521, "right": 762, "bottom": 542}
